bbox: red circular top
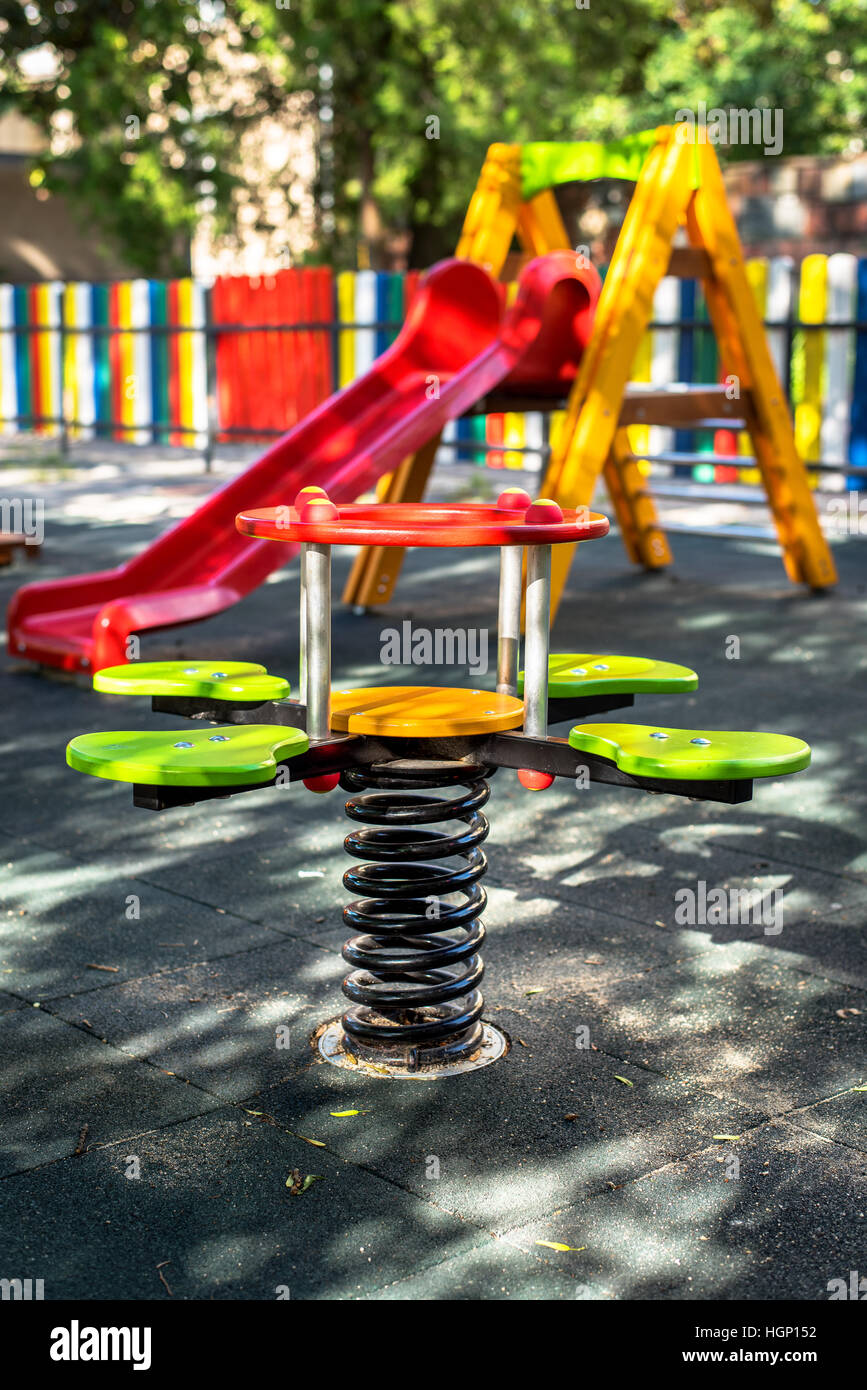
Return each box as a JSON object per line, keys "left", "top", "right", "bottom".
{"left": 236, "top": 501, "right": 609, "bottom": 548}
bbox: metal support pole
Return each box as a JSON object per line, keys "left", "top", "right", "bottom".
{"left": 523, "top": 544, "right": 551, "bottom": 737}
{"left": 299, "top": 543, "right": 308, "bottom": 704}
{"left": 304, "top": 542, "right": 332, "bottom": 740}
{"left": 496, "top": 544, "right": 523, "bottom": 696}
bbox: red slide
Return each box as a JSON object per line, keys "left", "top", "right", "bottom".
{"left": 7, "top": 251, "right": 599, "bottom": 673}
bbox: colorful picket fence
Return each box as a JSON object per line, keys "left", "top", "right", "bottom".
{"left": 0, "top": 278, "right": 209, "bottom": 447}
{"left": 213, "top": 268, "right": 333, "bottom": 441}
{"left": 634, "top": 252, "right": 867, "bottom": 489}
{"left": 0, "top": 257, "right": 865, "bottom": 488}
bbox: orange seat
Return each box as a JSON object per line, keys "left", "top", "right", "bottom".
{"left": 330, "top": 686, "right": 523, "bottom": 738}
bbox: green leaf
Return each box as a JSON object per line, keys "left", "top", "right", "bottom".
{"left": 298, "top": 1174, "right": 324, "bottom": 1194}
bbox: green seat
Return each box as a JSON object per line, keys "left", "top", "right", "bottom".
{"left": 568, "top": 723, "right": 811, "bottom": 781}
{"left": 67, "top": 724, "right": 309, "bottom": 787}
{"left": 519, "top": 653, "right": 698, "bottom": 699}
{"left": 93, "top": 660, "right": 290, "bottom": 703}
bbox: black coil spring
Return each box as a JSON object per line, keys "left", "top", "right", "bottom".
{"left": 339, "top": 760, "right": 494, "bottom": 1067}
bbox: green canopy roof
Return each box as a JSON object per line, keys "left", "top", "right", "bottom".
{"left": 521, "top": 132, "right": 659, "bottom": 199}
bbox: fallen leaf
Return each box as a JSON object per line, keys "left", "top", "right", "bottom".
{"left": 298, "top": 1174, "right": 324, "bottom": 1193}
{"left": 330, "top": 1110, "right": 360, "bottom": 1117}
{"left": 614, "top": 1076, "right": 634, "bottom": 1087}
{"left": 286, "top": 1169, "right": 325, "bottom": 1195}
{"left": 535, "top": 1240, "right": 586, "bottom": 1253}
{"left": 300, "top": 1136, "right": 326, "bottom": 1147}
{"left": 524, "top": 989, "right": 542, "bottom": 996}
{"left": 713, "top": 1135, "right": 741, "bottom": 1142}
{"left": 563, "top": 1113, "right": 579, "bottom": 1122}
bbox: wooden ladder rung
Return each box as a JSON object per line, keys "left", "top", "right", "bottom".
{"left": 620, "top": 384, "right": 753, "bottom": 427}
{"left": 665, "top": 247, "right": 713, "bottom": 279}
{"left": 628, "top": 451, "right": 758, "bottom": 467}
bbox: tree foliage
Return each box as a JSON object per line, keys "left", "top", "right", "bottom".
{"left": 1, "top": 0, "right": 864, "bottom": 274}
{"left": 0, "top": 0, "right": 278, "bottom": 275}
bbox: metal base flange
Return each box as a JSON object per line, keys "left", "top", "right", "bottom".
{"left": 314, "top": 1018, "right": 509, "bottom": 1079}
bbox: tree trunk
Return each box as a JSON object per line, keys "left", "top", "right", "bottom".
{"left": 358, "top": 129, "right": 388, "bottom": 270}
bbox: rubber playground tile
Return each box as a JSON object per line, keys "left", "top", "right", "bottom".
{"left": 505, "top": 796, "right": 867, "bottom": 931}
{"left": 368, "top": 1239, "right": 598, "bottom": 1300}
{"left": 0, "top": 837, "right": 286, "bottom": 1001}
{"left": 0, "top": 768, "right": 353, "bottom": 939}
{"left": 0, "top": 1107, "right": 485, "bottom": 1300}
{"left": 0, "top": 750, "right": 269, "bottom": 852}
{"left": 787, "top": 1087, "right": 867, "bottom": 1151}
{"left": 0, "top": 1006, "right": 219, "bottom": 1178}
{"left": 749, "top": 898, "right": 867, "bottom": 991}
{"left": 498, "top": 1121, "right": 867, "bottom": 1301}
{"left": 574, "top": 942, "right": 867, "bottom": 1115}
{"left": 669, "top": 770, "right": 867, "bottom": 886}
{"left": 1, "top": 664, "right": 97, "bottom": 718}
{"left": 253, "top": 1011, "right": 763, "bottom": 1233}
{"left": 47, "top": 934, "right": 344, "bottom": 1101}
{"left": 493, "top": 806, "right": 867, "bottom": 988}
{"left": 477, "top": 884, "right": 723, "bottom": 990}
{"left": 0, "top": 754, "right": 170, "bottom": 848}
{"left": 133, "top": 800, "right": 351, "bottom": 938}
{"left": 147, "top": 859, "right": 746, "bottom": 997}
{"left": 0, "top": 990, "right": 27, "bottom": 1013}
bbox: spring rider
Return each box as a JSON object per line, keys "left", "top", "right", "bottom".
{"left": 66, "top": 484, "right": 810, "bottom": 1077}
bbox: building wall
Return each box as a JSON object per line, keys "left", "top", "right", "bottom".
{"left": 0, "top": 112, "right": 142, "bottom": 282}
{"left": 725, "top": 153, "right": 867, "bottom": 259}
{"left": 0, "top": 162, "right": 146, "bottom": 282}
{"left": 565, "top": 151, "right": 867, "bottom": 268}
